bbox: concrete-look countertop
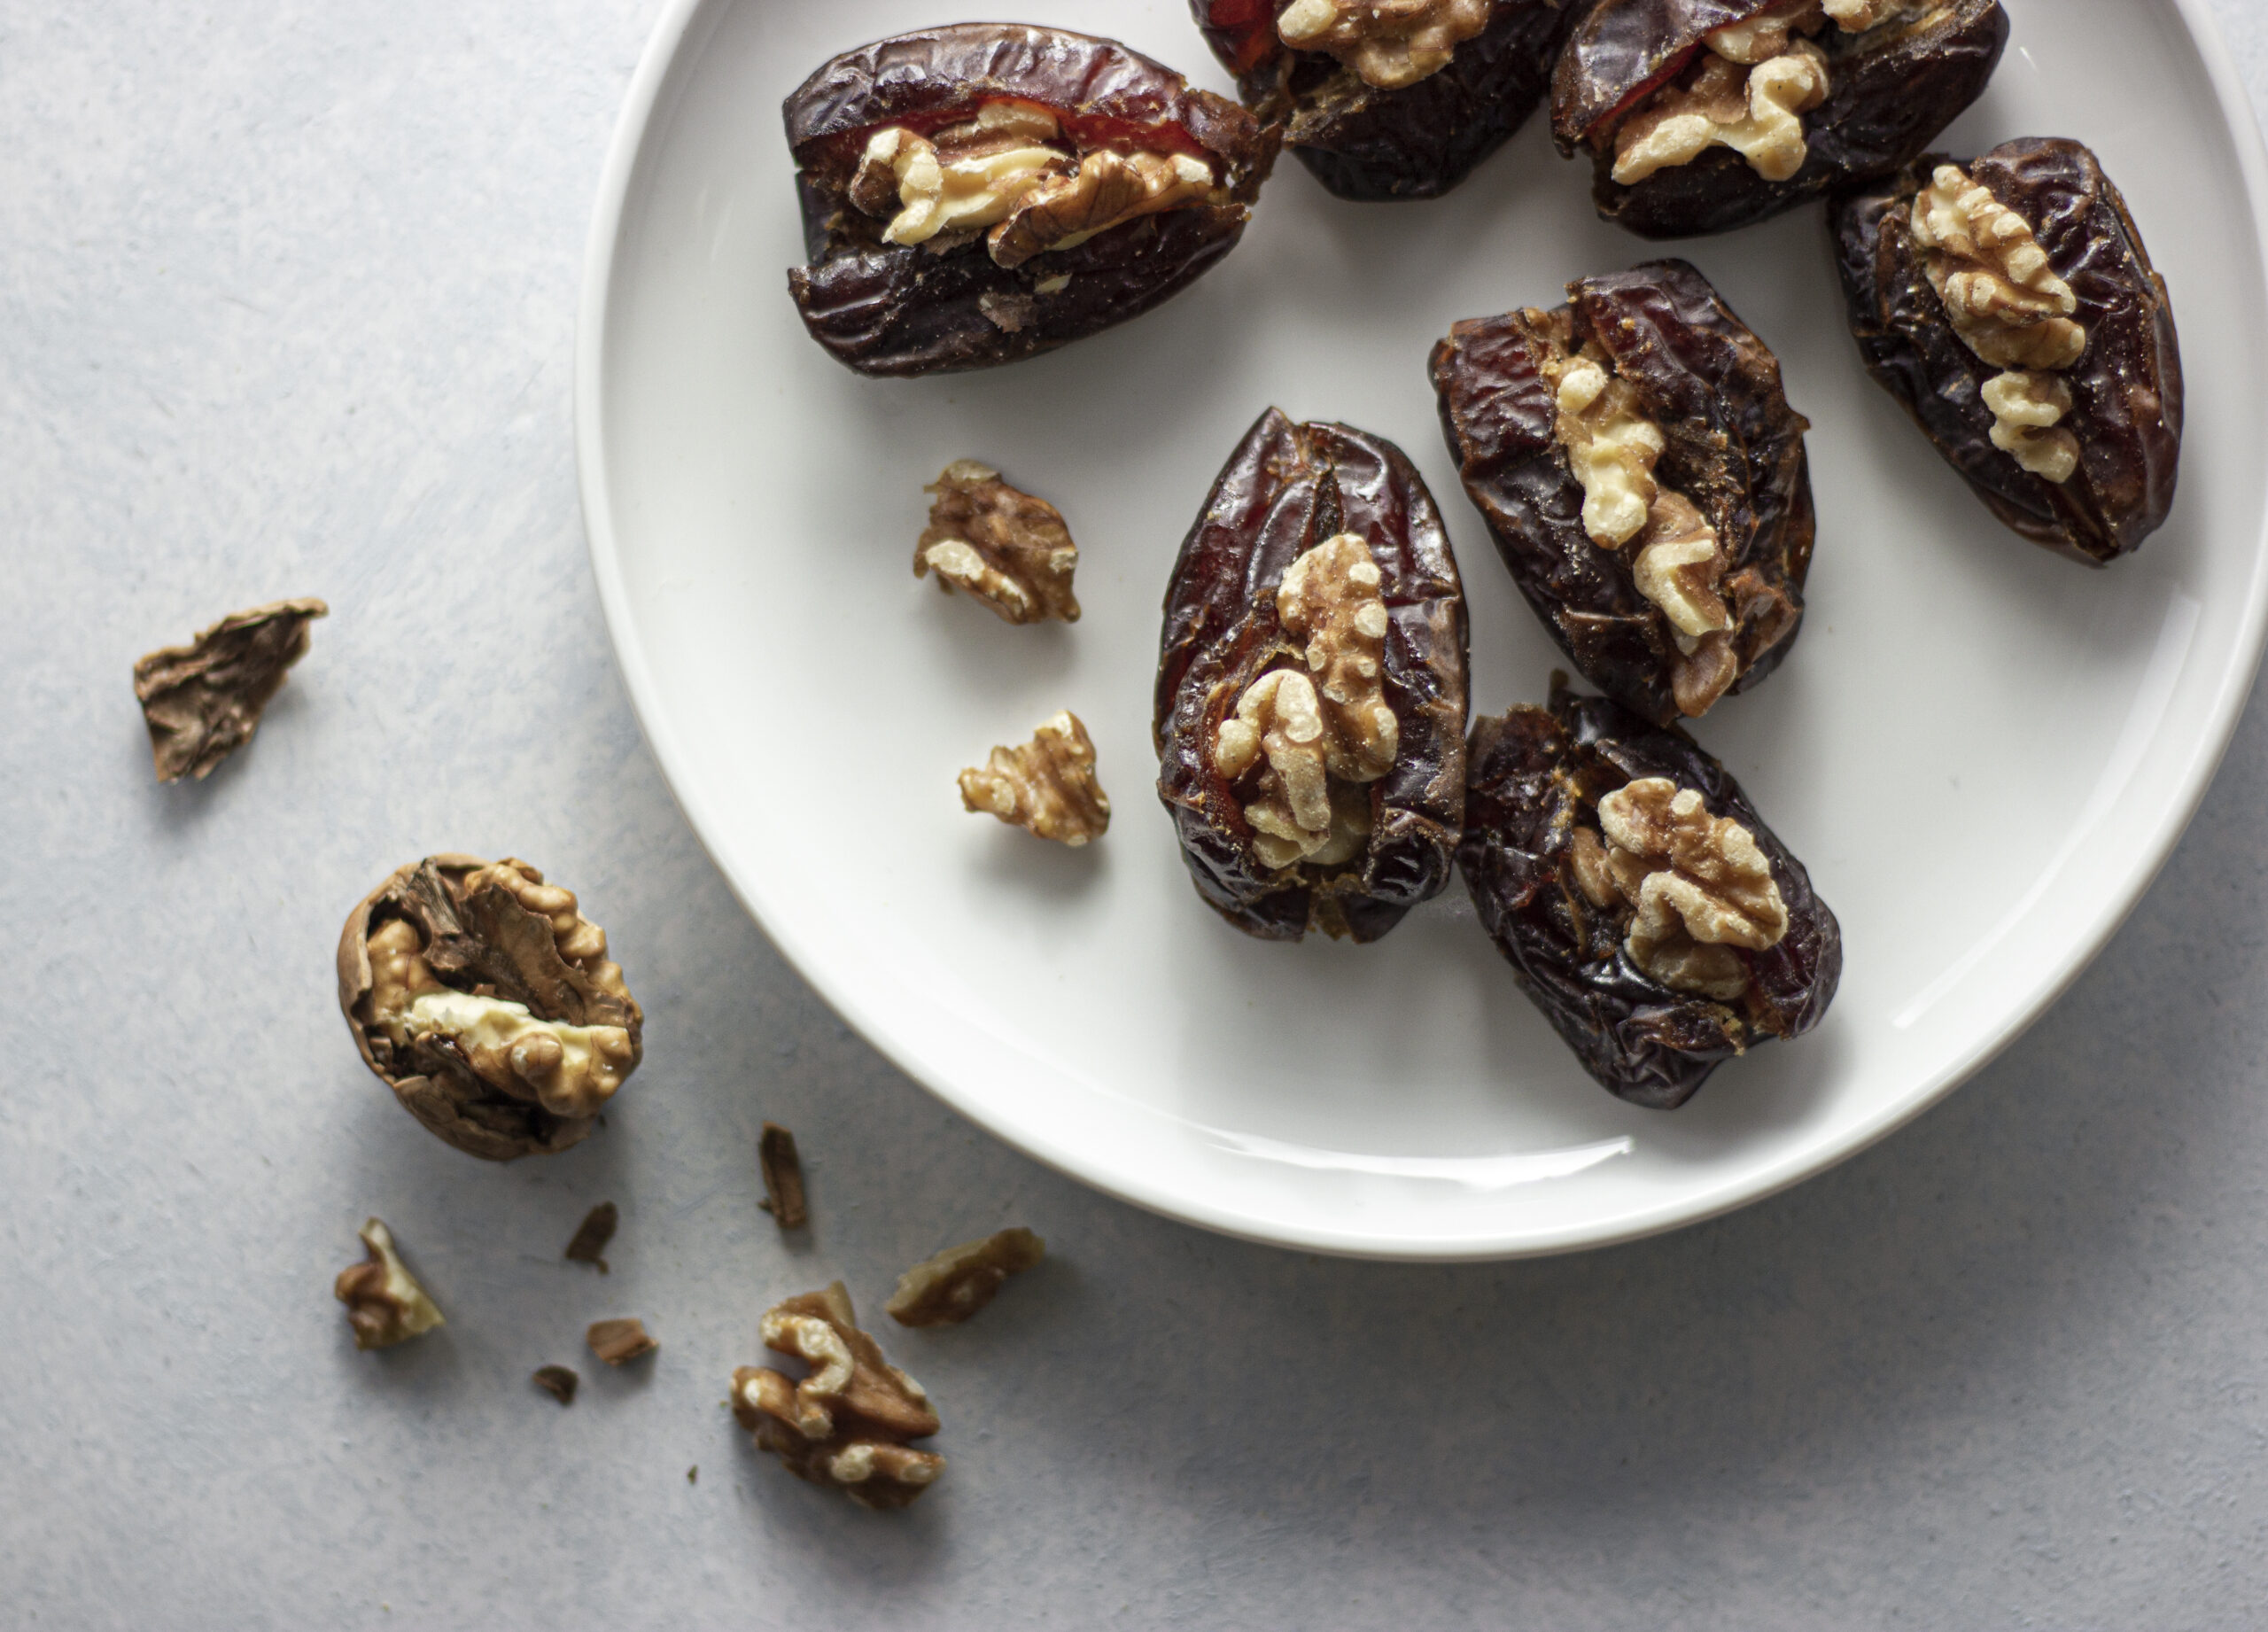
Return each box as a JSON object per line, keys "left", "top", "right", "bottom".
{"left": 6, "top": 4, "right": 2267, "bottom": 1627}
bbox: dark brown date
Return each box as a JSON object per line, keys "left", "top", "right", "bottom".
{"left": 1429, "top": 258, "right": 1814, "bottom": 727}
{"left": 1551, "top": 0, "right": 2006, "bottom": 238}
{"left": 1831, "top": 138, "right": 2184, "bottom": 564}
{"left": 1190, "top": 0, "right": 1580, "bottom": 200}
{"left": 784, "top": 25, "right": 1273, "bottom": 377}
{"left": 1459, "top": 679, "right": 1840, "bottom": 1108}
{"left": 1155, "top": 409, "right": 1468, "bottom": 942}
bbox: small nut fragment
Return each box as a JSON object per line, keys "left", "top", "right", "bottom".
{"left": 334, "top": 1218, "right": 444, "bottom": 1351}
{"left": 1277, "top": 0, "right": 1494, "bottom": 90}
{"left": 887, "top": 1227, "right": 1046, "bottom": 1327}
{"left": 563, "top": 1201, "right": 618, "bottom": 1271}
{"left": 1612, "top": 40, "right": 1828, "bottom": 186}
{"left": 989, "top": 147, "right": 1219, "bottom": 269}
{"left": 757, "top": 1122, "right": 808, "bottom": 1229}
{"left": 1586, "top": 776, "right": 1790, "bottom": 999}
{"left": 1981, "top": 370, "right": 2080, "bottom": 483}
{"left": 587, "top": 1317, "right": 658, "bottom": 1365}
{"left": 1550, "top": 354, "right": 1666, "bottom": 547}
{"left": 132, "top": 596, "right": 328, "bottom": 781}
{"left": 916, "top": 461, "right": 1080, "bottom": 625}
{"left": 959, "top": 711, "right": 1111, "bottom": 845}
{"left": 734, "top": 1283, "right": 944, "bottom": 1510}
{"left": 852, "top": 106, "right": 1071, "bottom": 252}
{"left": 533, "top": 1365, "right": 579, "bottom": 1405}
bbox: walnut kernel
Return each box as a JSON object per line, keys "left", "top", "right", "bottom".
{"left": 758, "top": 1122, "right": 808, "bottom": 1229}
{"left": 916, "top": 461, "right": 1080, "bottom": 625}
{"left": 1981, "top": 370, "right": 2079, "bottom": 482}
{"left": 886, "top": 1227, "right": 1046, "bottom": 1327}
{"left": 734, "top": 1283, "right": 944, "bottom": 1510}
{"left": 959, "top": 711, "right": 1111, "bottom": 845}
{"left": 587, "top": 1317, "right": 658, "bottom": 1365}
{"left": 334, "top": 1219, "right": 445, "bottom": 1350}
{"left": 1275, "top": 0, "right": 1493, "bottom": 90}
{"left": 1587, "top": 777, "right": 1790, "bottom": 999}
{"left": 133, "top": 596, "right": 328, "bottom": 781}
{"left": 533, "top": 1365, "right": 579, "bottom": 1405}
{"left": 1612, "top": 39, "right": 1827, "bottom": 186}
{"left": 990, "top": 148, "right": 1218, "bottom": 269}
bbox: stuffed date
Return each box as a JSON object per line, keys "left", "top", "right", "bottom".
{"left": 782, "top": 25, "right": 1274, "bottom": 377}
{"left": 1831, "top": 138, "right": 2183, "bottom": 564}
{"left": 1189, "top": 0, "right": 1580, "bottom": 200}
{"left": 1460, "top": 680, "right": 1839, "bottom": 1108}
{"left": 1155, "top": 409, "right": 1468, "bottom": 942}
{"left": 1551, "top": 0, "right": 2006, "bottom": 238}
{"left": 1430, "top": 259, "right": 1814, "bottom": 726}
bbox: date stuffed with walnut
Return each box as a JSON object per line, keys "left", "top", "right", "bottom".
{"left": 1156, "top": 409, "right": 1468, "bottom": 942}
{"left": 1431, "top": 258, "right": 1814, "bottom": 726}
{"left": 1460, "top": 680, "right": 1839, "bottom": 1108}
{"left": 784, "top": 25, "right": 1273, "bottom": 377}
{"left": 1190, "top": 0, "right": 1580, "bottom": 200}
{"left": 1552, "top": 0, "right": 2007, "bottom": 238}
{"left": 1831, "top": 138, "right": 2183, "bottom": 564}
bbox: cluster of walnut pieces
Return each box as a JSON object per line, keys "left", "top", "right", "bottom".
{"left": 133, "top": 596, "right": 327, "bottom": 781}
{"left": 338, "top": 855, "right": 643, "bottom": 1162}
{"left": 334, "top": 1219, "right": 445, "bottom": 1351}
{"left": 886, "top": 1227, "right": 1046, "bottom": 1328}
{"left": 1275, "top": 0, "right": 1493, "bottom": 91}
{"left": 1908, "top": 162, "right": 2087, "bottom": 482}
{"left": 848, "top": 100, "right": 1220, "bottom": 272}
{"left": 916, "top": 460, "right": 1081, "bottom": 625}
{"left": 734, "top": 1284, "right": 946, "bottom": 1510}
{"left": 1213, "top": 534, "right": 1398, "bottom": 871}
{"left": 959, "top": 711, "right": 1112, "bottom": 846}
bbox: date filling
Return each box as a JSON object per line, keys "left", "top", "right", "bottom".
{"left": 1274, "top": 0, "right": 1493, "bottom": 90}
{"left": 847, "top": 101, "right": 1223, "bottom": 271}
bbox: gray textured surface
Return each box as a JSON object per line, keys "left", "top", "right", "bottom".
{"left": 6, "top": 3, "right": 2268, "bottom": 1626}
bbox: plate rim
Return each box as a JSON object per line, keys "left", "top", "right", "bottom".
{"left": 575, "top": 0, "right": 2268, "bottom": 1262}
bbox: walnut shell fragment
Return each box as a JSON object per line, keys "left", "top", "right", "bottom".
{"left": 564, "top": 1202, "right": 618, "bottom": 1271}
{"left": 1458, "top": 678, "right": 1839, "bottom": 1107}
{"left": 887, "top": 1227, "right": 1046, "bottom": 1327}
{"left": 533, "top": 1365, "right": 580, "bottom": 1405}
{"left": 334, "top": 1218, "right": 445, "bottom": 1350}
{"left": 917, "top": 461, "right": 1081, "bottom": 624}
{"left": 1431, "top": 259, "right": 1814, "bottom": 725}
{"left": 960, "top": 711, "right": 1111, "bottom": 845}
{"left": 734, "top": 1283, "right": 944, "bottom": 1510}
{"left": 757, "top": 1123, "right": 808, "bottom": 1229}
{"left": 337, "top": 855, "right": 644, "bottom": 1162}
{"left": 587, "top": 1317, "right": 659, "bottom": 1365}
{"left": 1831, "top": 138, "right": 2183, "bottom": 564}
{"left": 132, "top": 596, "right": 327, "bottom": 781}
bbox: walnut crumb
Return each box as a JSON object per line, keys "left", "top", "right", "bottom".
{"left": 959, "top": 711, "right": 1111, "bottom": 845}
{"left": 563, "top": 1202, "right": 617, "bottom": 1271}
{"left": 758, "top": 1122, "right": 808, "bottom": 1229}
{"left": 916, "top": 461, "right": 1080, "bottom": 625}
{"left": 133, "top": 596, "right": 328, "bottom": 781}
{"left": 587, "top": 1317, "right": 658, "bottom": 1365}
{"left": 334, "top": 1218, "right": 444, "bottom": 1351}
{"left": 887, "top": 1227, "right": 1046, "bottom": 1327}
{"left": 533, "top": 1365, "right": 579, "bottom": 1405}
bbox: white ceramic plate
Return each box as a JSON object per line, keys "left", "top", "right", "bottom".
{"left": 579, "top": 0, "right": 2268, "bottom": 1259}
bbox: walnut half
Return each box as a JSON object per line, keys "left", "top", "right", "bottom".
{"left": 133, "top": 596, "right": 328, "bottom": 781}
{"left": 886, "top": 1227, "right": 1045, "bottom": 1327}
{"left": 334, "top": 1218, "right": 444, "bottom": 1350}
{"left": 734, "top": 1283, "right": 944, "bottom": 1510}
{"left": 959, "top": 711, "right": 1111, "bottom": 845}
{"left": 916, "top": 461, "right": 1080, "bottom": 625}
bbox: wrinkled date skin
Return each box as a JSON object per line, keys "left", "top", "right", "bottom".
{"left": 1155, "top": 409, "right": 1469, "bottom": 942}
{"left": 1459, "top": 680, "right": 1840, "bottom": 1107}
{"left": 1832, "top": 138, "right": 2184, "bottom": 564}
{"left": 1552, "top": 0, "right": 2007, "bottom": 237}
{"left": 1191, "top": 0, "right": 1579, "bottom": 199}
{"left": 1430, "top": 259, "right": 1814, "bottom": 726}
{"left": 784, "top": 25, "right": 1273, "bottom": 377}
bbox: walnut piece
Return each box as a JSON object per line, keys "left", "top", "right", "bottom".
{"left": 339, "top": 856, "right": 644, "bottom": 1160}
{"left": 587, "top": 1317, "right": 658, "bottom": 1365}
{"left": 990, "top": 148, "right": 1218, "bottom": 269}
{"left": 1212, "top": 534, "right": 1395, "bottom": 871}
{"left": 915, "top": 461, "right": 1080, "bottom": 625}
{"left": 564, "top": 1201, "right": 617, "bottom": 1271}
{"left": 733, "top": 1283, "right": 944, "bottom": 1510}
{"left": 959, "top": 711, "right": 1111, "bottom": 846}
{"left": 1910, "top": 163, "right": 2088, "bottom": 484}
{"left": 334, "top": 1218, "right": 444, "bottom": 1351}
{"left": 1575, "top": 776, "right": 1790, "bottom": 999}
{"left": 1275, "top": 0, "right": 1493, "bottom": 90}
{"left": 132, "top": 596, "right": 327, "bottom": 781}
{"left": 533, "top": 1365, "right": 579, "bottom": 1405}
{"left": 757, "top": 1122, "right": 808, "bottom": 1229}
{"left": 886, "top": 1227, "right": 1046, "bottom": 1327}
{"left": 1612, "top": 39, "right": 1827, "bottom": 186}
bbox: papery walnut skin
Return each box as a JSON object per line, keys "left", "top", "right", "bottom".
{"left": 1831, "top": 138, "right": 2184, "bottom": 564}
{"left": 1431, "top": 259, "right": 1814, "bottom": 727}
{"left": 336, "top": 855, "right": 643, "bottom": 1162}
{"left": 1458, "top": 679, "right": 1840, "bottom": 1107}
{"left": 133, "top": 596, "right": 327, "bottom": 781}
{"left": 1157, "top": 410, "right": 1468, "bottom": 943}
{"left": 784, "top": 25, "right": 1273, "bottom": 377}
{"left": 1191, "top": 0, "right": 1579, "bottom": 200}
{"left": 1551, "top": 0, "right": 2007, "bottom": 238}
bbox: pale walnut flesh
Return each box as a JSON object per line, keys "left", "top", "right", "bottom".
{"left": 915, "top": 461, "right": 1080, "bottom": 625}
{"left": 1274, "top": 0, "right": 1492, "bottom": 90}
{"left": 886, "top": 1227, "right": 1046, "bottom": 1327}
{"left": 959, "top": 711, "right": 1111, "bottom": 846}
{"left": 1582, "top": 776, "right": 1790, "bottom": 999}
{"left": 1612, "top": 39, "right": 1827, "bottom": 186}
{"left": 334, "top": 1218, "right": 444, "bottom": 1351}
{"left": 989, "top": 148, "right": 1218, "bottom": 270}
{"left": 1981, "top": 369, "right": 2080, "bottom": 483}
{"left": 734, "top": 1283, "right": 944, "bottom": 1510}
{"left": 133, "top": 596, "right": 328, "bottom": 781}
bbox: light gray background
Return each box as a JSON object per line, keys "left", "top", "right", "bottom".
{"left": 5, "top": 4, "right": 2267, "bottom": 1627}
